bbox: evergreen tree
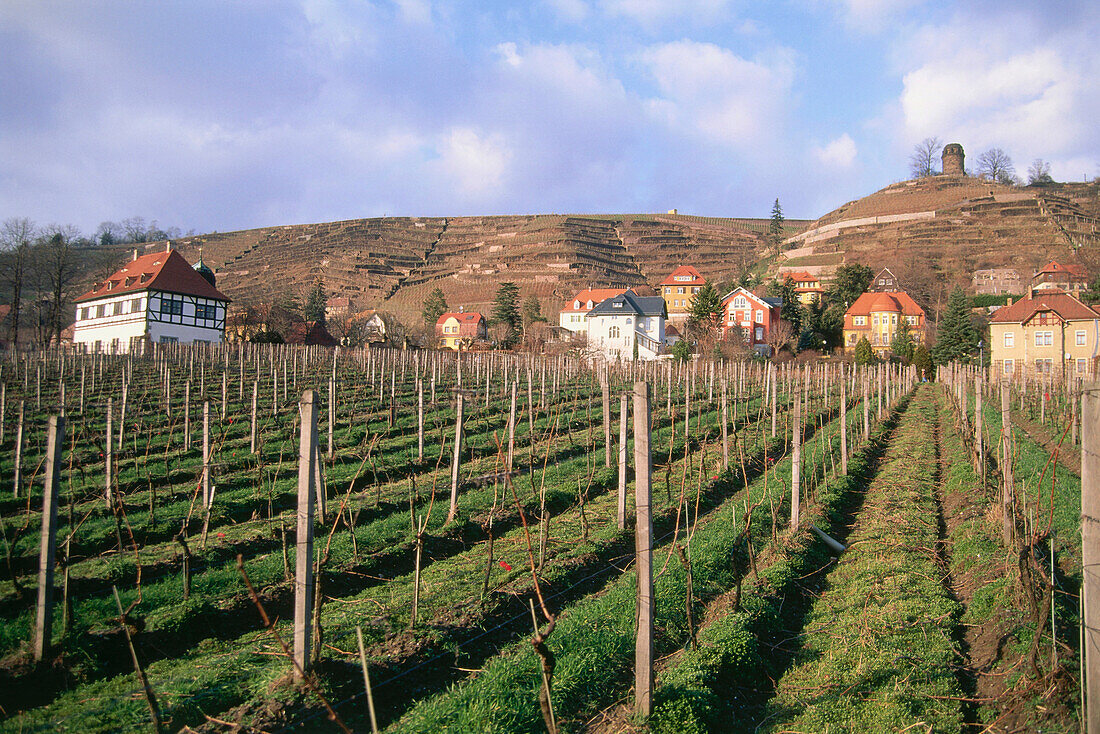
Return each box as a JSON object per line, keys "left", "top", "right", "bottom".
{"left": 303, "top": 279, "right": 327, "bottom": 325}
{"left": 769, "top": 198, "right": 785, "bottom": 254}
{"left": 491, "top": 282, "right": 521, "bottom": 346}
{"left": 854, "top": 336, "right": 875, "bottom": 365}
{"left": 911, "top": 344, "right": 933, "bottom": 380}
{"left": 892, "top": 315, "right": 915, "bottom": 363}
{"left": 671, "top": 338, "right": 693, "bottom": 362}
{"left": 521, "top": 296, "right": 546, "bottom": 328}
{"left": 688, "top": 283, "right": 723, "bottom": 328}
{"left": 932, "top": 287, "right": 980, "bottom": 365}
{"left": 422, "top": 287, "right": 448, "bottom": 326}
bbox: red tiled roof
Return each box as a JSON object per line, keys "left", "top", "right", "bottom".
{"left": 1035, "top": 261, "right": 1087, "bottom": 278}
{"left": 76, "top": 249, "right": 230, "bottom": 304}
{"left": 845, "top": 291, "right": 925, "bottom": 318}
{"left": 785, "top": 271, "right": 817, "bottom": 282}
{"left": 560, "top": 288, "right": 629, "bottom": 313}
{"left": 659, "top": 265, "right": 705, "bottom": 286}
{"left": 990, "top": 290, "right": 1098, "bottom": 323}
{"left": 437, "top": 311, "right": 485, "bottom": 325}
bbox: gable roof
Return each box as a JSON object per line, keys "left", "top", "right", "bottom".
{"left": 586, "top": 291, "right": 667, "bottom": 318}
{"left": 990, "top": 290, "right": 1100, "bottom": 323}
{"left": 784, "top": 271, "right": 818, "bottom": 283}
{"left": 560, "top": 288, "right": 630, "bottom": 313}
{"left": 845, "top": 291, "right": 924, "bottom": 318}
{"left": 720, "top": 287, "right": 781, "bottom": 309}
{"left": 437, "top": 311, "right": 485, "bottom": 326}
{"left": 659, "top": 265, "right": 705, "bottom": 286}
{"left": 76, "top": 249, "right": 230, "bottom": 304}
{"left": 1034, "top": 261, "right": 1088, "bottom": 280}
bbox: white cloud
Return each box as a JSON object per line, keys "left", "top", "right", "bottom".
{"left": 601, "top": 0, "right": 733, "bottom": 26}
{"left": 393, "top": 0, "right": 431, "bottom": 25}
{"left": 641, "top": 41, "right": 796, "bottom": 150}
{"left": 896, "top": 13, "right": 1098, "bottom": 167}
{"left": 814, "top": 134, "right": 858, "bottom": 168}
{"left": 432, "top": 128, "right": 512, "bottom": 199}
{"left": 827, "top": 0, "right": 925, "bottom": 31}
{"left": 300, "top": 0, "right": 370, "bottom": 56}
{"left": 544, "top": 0, "right": 590, "bottom": 23}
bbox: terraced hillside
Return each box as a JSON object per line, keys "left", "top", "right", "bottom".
{"left": 104, "top": 214, "right": 804, "bottom": 325}
{"left": 782, "top": 177, "right": 1100, "bottom": 300}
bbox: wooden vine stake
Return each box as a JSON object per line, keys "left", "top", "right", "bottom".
{"left": 632, "top": 381, "right": 653, "bottom": 718}
{"left": 618, "top": 392, "right": 629, "bottom": 530}
{"left": 294, "top": 390, "right": 318, "bottom": 677}
{"left": 34, "top": 415, "right": 64, "bottom": 662}
{"left": 447, "top": 391, "right": 465, "bottom": 523}
{"left": 1082, "top": 385, "right": 1100, "bottom": 733}
{"left": 790, "top": 389, "right": 801, "bottom": 529}
{"left": 1000, "top": 382, "right": 1015, "bottom": 545}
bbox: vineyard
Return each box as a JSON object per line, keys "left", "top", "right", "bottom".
{"left": 0, "top": 346, "right": 1086, "bottom": 732}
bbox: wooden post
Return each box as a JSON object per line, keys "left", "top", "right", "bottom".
{"left": 328, "top": 377, "right": 335, "bottom": 460}
{"left": 721, "top": 377, "right": 729, "bottom": 471}
{"left": 840, "top": 368, "right": 848, "bottom": 476}
{"left": 633, "top": 381, "right": 653, "bottom": 718}
{"left": 618, "top": 392, "right": 628, "bottom": 530}
{"left": 33, "top": 415, "right": 64, "bottom": 661}
{"left": 447, "top": 391, "right": 465, "bottom": 523}
{"left": 507, "top": 380, "right": 517, "bottom": 472}
{"left": 1082, "top": 386, "right": 1100, "bottom": 732}
{"left": 294, "top": 390, "right": 318, "bottom": 676}
{"left": 250, "top": 381, "right": 258, "bottom": 454}
{"left": 1000, "top": 382, "right": 1015, "bottom": 545}
{"left": 13, "top": 401, "right": 24, "bottom": 497}
{"left": 791, "top": 390, "right": 801, "bottom": 529}
{"left": 105, "top": 397, "right": 114, "bottom": 506}
{"left": 203, "top": 401, "right": 212, "bottom": 508}
{"left": 184, "top": 381, "right": 191, "bottom": 451}
{"left": 975, "top": 374, "right": 984, "bottom": 480}
{"left": 602, "top": 374, "right": 612, "bottom": 468}
{"left": 417, "top": 379, "right": 425, "bottom": 463}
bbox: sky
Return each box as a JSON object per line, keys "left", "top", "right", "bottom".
{"left": 1, "top": 0, "right": 1097, "bottom": 237}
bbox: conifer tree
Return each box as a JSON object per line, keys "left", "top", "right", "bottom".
{"left": 422, "top": 287, "right": 448, "bottom": 326}
{"left": 932, "top": 287, "right": 979, "bottom": 364}
{"left": 892, "top": 315, "right": 914, "bottom": 363}
{"left": 491, "top": 282, "right": 521, "bottom": 346}
{"left": 854, "top": 336, "right": 875, "bottom": 365}
{"left": 303, "top": 279, "right": 327, "bottom": 325}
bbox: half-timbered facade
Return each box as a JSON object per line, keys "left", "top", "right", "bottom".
{"left": 73, "top": 247, "right": 230, "bottom": 353}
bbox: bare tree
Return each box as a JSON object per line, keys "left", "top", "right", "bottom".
{"left": 36, "top": 225, "right": 82, "bottom": 345}
{"left": 976, "top": 148, "right": 1017, "bottom": 184}
{"left": 0, "top": 218, "right": 36, "bottom": 346}
{"left": 1027, "top": 158, "right": 1054, "bottom": 185}
{"left": 909, "top": 137, "right": 943, "bottom": 178}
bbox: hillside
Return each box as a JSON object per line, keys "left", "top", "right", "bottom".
{"left": 779, "top": 176, "right": 1100, "bottom": 309}
{"left": 116, "top": 214, "right": 806, "bottom": 324}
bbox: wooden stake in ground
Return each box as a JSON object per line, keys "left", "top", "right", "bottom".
{"left": 1000, "top": 382, "right": 1015, "bottom": 545}
{"left": 13, "top": 401, "right": 24, "bottom": 497}
{"left": 113, "top": 586, "right": 163, "bottom": 732}
{"left": 618, "top": 392, "right": 628, "bottom": 530}
{"left": 632, "top": 381, "right": 653, "bottom": 718}
{"left": 447, "top": 391, "right": 465, "bottom": 523}
{"left": 839, "top": 367, "right": 848, "bottom": 475}
{"left": 33, "top": 415, "right": 64, "bottom": 662}
{"left": 294, "top": 390, "right": 318, "bottom": 676}
{"left": 601, "top": 373, "right": 612, "bottom": 468}
{"left": 790, "top": 389, "right": 801, "bottom": 529}
{"left": 1081, "top": 386, "right": 1100, "bottom": 734}
{"left": 202, "top": 401, "right": 212, "bottom": 508}
{"left": 105, "top": 398, "right": 114, "bottom": 506}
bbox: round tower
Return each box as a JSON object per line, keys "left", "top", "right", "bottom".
{"left": 941, "top": 143, "right": 965, "bottom": 176}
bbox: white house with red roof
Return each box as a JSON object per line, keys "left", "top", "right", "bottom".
{"left": 73, "top": 245, "right": 231, "bottom": 353}
{"left": 719, "top": 287, "right": 785, "bottom": 355}
{"left": 659, "top": 265, "right": 706, "bottom": 323}
{"left": 559, "top": 288, "right": 630, "bottom": 335}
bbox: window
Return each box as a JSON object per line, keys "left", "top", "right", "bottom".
{"left": 159, "top": 336, "right": 178, "bottom": 344}
{"left": 853, "top": 316, "right": 866, "bottom": 326}
{"left": 1003, "top": 359, "right": 1015, "bottom": 375}
{"left": 159, "top": 297, "right": 183, "bottom": 316}
{"left": 608, "top": 325, "right": 621, "bottom": 339}
{"left": 1077, "top": 330, "right": 1086, "bottom": 346}
{"left": 1035, "top": 331, "right": 1053, "bottom": 347}
{"left": 906, "top": 315, "right": 917, "bottom": 325}
{"left": 97, "top": 304, "right": 106, "bottom": 318}
{"left": 195, "top": 303, "right": 217, "bottom": 320}
{"left": 692, "top": 287, "right": 699, "bottom": 294}
{"left": 1004, "top": 332, "right": 1014, "bottom": 348}
{"left": 755, "top": 327, "right": 763, "bottom": 341}
{"left": 872, "top": 315, "right": 879, "bottom": 325}
{"left": 755, "top": 310, "right": 763, "bottom": 323}
{"left": 574, "top": 300, "right": 580, "bottom": 309}
{"left": 891, "top": 314, "right": 897, "bottom": 324}
{"left": 1078, "top": 359, "right": 1088, "bottom": 374}
{"left": 664, "top": 287, "right": 671, "bottom": 295}
{"left": 1035, "top": 359, "right": 1053, "bottom": 374}
{"left": 677, "top": 287, "right": 684, "bottom": 294}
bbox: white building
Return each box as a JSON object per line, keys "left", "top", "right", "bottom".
{"left": 584, "top": 291, "right": 667, "bottom": 361}
{"left": 73, "top": 246, "right": 231, "bottom": 353}
{"left": 558, "top": 287, "right": 629, "bottom": 335}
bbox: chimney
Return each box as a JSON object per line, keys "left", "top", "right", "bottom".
{"left": 165, "top": 240, "right": 172, "bottom": 252}
{"left": 1028, "top": 285, "right": 1034, "bottom": 299}
{"left": 458, "top": 305, "right": 464, "bottom": 313}
{"left": 132, "top": 249, "right": 139, "bottom": 261}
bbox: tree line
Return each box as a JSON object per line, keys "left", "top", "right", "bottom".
{"left": 908, "top": 136, "right": 1060, "bottom": 186}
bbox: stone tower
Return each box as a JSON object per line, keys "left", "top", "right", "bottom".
{"left": 942, "top": 143, "right": 965, "bottom": 175}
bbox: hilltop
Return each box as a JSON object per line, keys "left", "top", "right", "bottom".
{"left": 778, "top": 176, "right": 1100, "bottom": 309}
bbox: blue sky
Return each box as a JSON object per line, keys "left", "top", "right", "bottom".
{"left": 1, "top": 0, "right": 1097, "bottom": 235}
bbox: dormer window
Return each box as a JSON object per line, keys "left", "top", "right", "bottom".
{"left": 574, "top": 300, "right": 580, "bottom": 309}
{"left": 613, "top": 302, "right": 623, "bottom": 308}
{"left": 587, "top": 300, "right": 593, "bottom": 309}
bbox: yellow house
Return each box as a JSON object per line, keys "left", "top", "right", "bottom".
{"left": 843, "top": 291, "right": 926, "bottom": 354}
{"left": 989, "top": 289, "right": 1100, "bottom": 380}
{"left": 785, "top": 271, "right": 824, "bottom": 305}
{"left": 435, "top": 311, "right": 487, "bottom": 350}
{"left": 660, "top": 265, "right": 705, "bottom": 321}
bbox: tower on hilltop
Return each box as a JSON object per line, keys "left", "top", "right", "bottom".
{"left": 942, "top": 143, "right": 965, "bottom": 176}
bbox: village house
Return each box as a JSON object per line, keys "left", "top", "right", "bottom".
{"left": 436, "top": 310, "right": 487, "bottom": 351}
{"left": 989, "top": 288, "right": 1100, "bottom": 380}
{"left": 1031, "top": 261, "right": 1089, "bottom": 296}
{"left": 719, "top": 287, "right": 784, "bottom": 356}
{"left": 558, "top": 288, "right": 630, "bottom": 336}
{"left": 73, "top": 245, "right": 230, "bottom": 353}
{"left": 659, "top": 265, "right": 706, "bottom": 323}
{"left": 585, "top": 291, "right": 666, "bottom": 362}
{"left": 842, "top": 291, "right": 925, "bottom": 355}
{"left": 784, "top": 271, "right": 824, "bottom": 304}
{"left": 868, "top": 267, "right": 900, "bottom": 292}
